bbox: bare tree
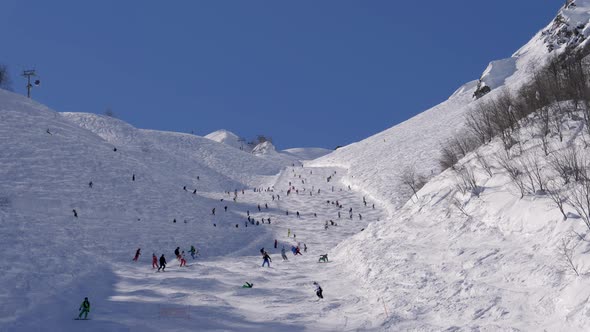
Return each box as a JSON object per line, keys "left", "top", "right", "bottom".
{"left": 521, "top": 153, "right": 547, "bottom": 193}
{"left": 400, "top": 166, "right": 426, "bottom": 201}
{"left": 549, "top": 146, "right": 586, "bottom": 184}
{"left": 455, "top": 165, "right": 481, "bottom": 197}
{"left": 547, "top": 179, "right": 569, "bottom": 220}
{"left": 496, "top": 153, "right": 527, "bottom": 198}
{"left": 475, "top": 151, "right": 494, "bottom": 178}
{"left": 567, "top": 179, "right": 590, "bottom": 231}
{"left": 559, "top": 235, "right": 580, "bottom": 276}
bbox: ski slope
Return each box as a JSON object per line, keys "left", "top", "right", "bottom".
{"left": 0, "top": 89, "right": 386, "bottom": 331}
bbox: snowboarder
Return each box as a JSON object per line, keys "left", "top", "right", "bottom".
{"left": 78, "top": 297, "right": 90, "bottom": 320}
{"left": 319, "top": 254, "right": 329, "bottom": 263}
{"left": 189, "top": 245, "right": 197, "bottom": 259}
{"left": 242, "top": 282, "right": 254, "bottom": 288}
{"left": 313, "top": 282, "right": 323, "bottom": 299}
{"left": 158, "top": 254, "right": 167, "bottom": 272}
{"left": 262, "top": 252, "right": 272, "bottom": 267}
{"left": 133, "top": 248, "right": 141, "bottom": 261}
{"left": 152, "top": 253, "right": 159, "bottom": 269}
{"left": 281, "top": 246, "right": 288, "bottom": 260}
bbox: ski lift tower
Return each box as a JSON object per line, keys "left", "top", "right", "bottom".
{"left": 22, "top": 69, "right": 40, "bottom": 98}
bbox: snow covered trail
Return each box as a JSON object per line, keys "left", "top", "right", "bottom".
{"left": 4, "top": 165, "right": 387, "bottom": 331}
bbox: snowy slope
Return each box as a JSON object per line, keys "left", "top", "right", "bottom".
{"left": 309, "top": 1, "right": 590, "bottom": 330}
{"left": 334, "top": 107, "right": 590, "bottom": 330}
{"left": 0, "top": 89, "right": 387, "bottom": 331}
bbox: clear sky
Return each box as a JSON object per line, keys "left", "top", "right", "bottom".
{"left": 1, "top": 1, "right": 561, "bottom": 149}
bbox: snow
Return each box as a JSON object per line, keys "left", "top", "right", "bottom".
{"left": 0, "top": 89, "right": 385, "bottom": 331}
{"left": 3, "top": 1, "right": 590, "bottom": 331}
{"left": 205, "top": 129, "right": 247, "bottom": 151}
{"left": 283, "top": 147, "right": 332, "bottom": 161}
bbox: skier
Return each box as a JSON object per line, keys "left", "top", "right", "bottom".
{"left": 224, "top": 206, "right": 228, "bottom": 212}
{"left": 88, "top": 181, "right": 93, "bottom": 188}
{"left": 73, "top": 209, "right": 78, "bottom": 218}
{"left": 158, "top": 254, "right": 167, "bottom": 272}
{"left": 189, "top": 245, "right": 197, "bottom": 259}
{"left": 304, "top": 243, "right": 307, "bottom": 253}
{"left": 179, "top": 251, "right": 187, "bottom": 267}
{"left": 281, "top": 246, "right": 288, "bottom": 261}
{"left": 359, "top": 213, "right": 362, "bottom": 220}
{"left": 212, "top": 208, "right": 216, "bottom": 215}
{"left": 183, "top": 186, "right": 187, "bottom": 191}
{"left": 265, "top": 203, "right": 268, "bottom": 209}
{"left": 313, "top": 282, "right": 324, "bottom": 299}
{"left": 174, "top": 247, "right": 180, "bottom": 260}
{"left": 193, "top": 189, "right": 197, "bottom": 194}
{"left": 133, "top": 248, "right": 141, "bottom": 261}
{"left": 262, "top": 252, "right": 272, "bottom": 267}
{"left": 132, "top": 174, "right": 135, "bottom": 181}
{"left": 78, "top": 297, "right": 90, "bottom": 320}
{"left": 257, "top": 204, "right": 261, "bottom": 212}
{"left": 296, "top": 211, "right": 300, "bottom": 218}
{"left": 260, "top": 247, "right": 265, "bottom": 256}
{"left": 274, "top": 239, "right": 278, "bottom": 248}
{"left": 287, "top": 229, "right": 291, "bottom": 237}
{"left": 295, "top": 246, "right": 302, "bottom": 255}
{"left": 152, "top": 253, "right": 159, "bottom": 269}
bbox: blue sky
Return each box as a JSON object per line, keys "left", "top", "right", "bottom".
{"left": 2, "top": 1, "right": 560, "bottom": 149}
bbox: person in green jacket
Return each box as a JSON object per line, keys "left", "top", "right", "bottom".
{"left": 189, "top": 245, "right": 197, "bottom": 259}
{"left": 78, "top": 297, "right": 90, "bottom": 319}
{"left": 242, "top": 282, "right": 253, "bottom": 288}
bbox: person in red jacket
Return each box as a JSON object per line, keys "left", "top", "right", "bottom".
{"left": 152, "top": 253, "right": 159, "bottom": 269}
{"left": 179, "top": 251, "right": 187, "bottom": 267}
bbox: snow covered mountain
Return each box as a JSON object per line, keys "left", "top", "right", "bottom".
{"left": 3, "top": 1, "right": 590, "bottom": 331}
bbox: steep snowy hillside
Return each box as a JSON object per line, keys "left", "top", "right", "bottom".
{"left": 311, "top": 1, "right": 590, "bottom": 330}
{"left": 310, "top": 1, "right": 590, "bottom": 211}
{"left": 335, "top": 103, "right": 590, "bottom": 330}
